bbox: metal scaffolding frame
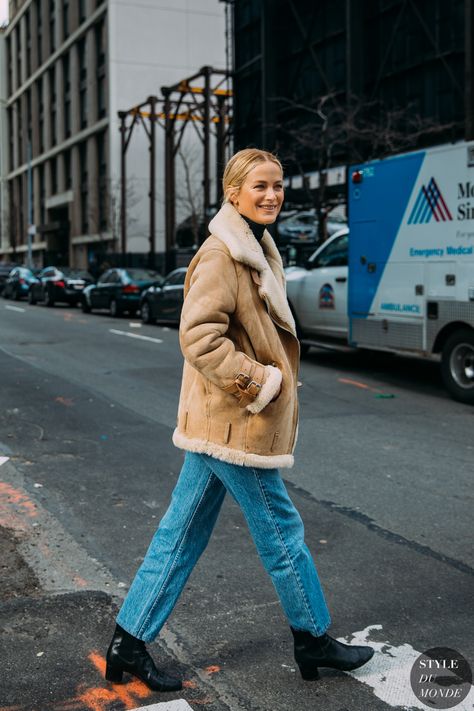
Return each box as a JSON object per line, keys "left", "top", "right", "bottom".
{"left": 118, "top": 66, "right": 232, "bottom": 272}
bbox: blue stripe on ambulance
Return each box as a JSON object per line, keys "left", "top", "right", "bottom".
{"left": 348, "top": 150, "right": 425, "bottom": 344}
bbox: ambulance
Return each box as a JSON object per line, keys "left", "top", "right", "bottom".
{"left": 285, "top": 141, "right": 474, "bottom": 404}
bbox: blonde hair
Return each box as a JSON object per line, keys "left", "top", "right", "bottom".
{"left": 222, "top": 148, "right": 283, "bottom": 204}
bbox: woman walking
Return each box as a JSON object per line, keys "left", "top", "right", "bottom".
{"left": 105, "top": 149, "right": 374, "bottom": 691}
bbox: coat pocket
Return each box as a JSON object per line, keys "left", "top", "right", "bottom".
{"left": 270, "top": 431, "right": 280, "bottom": 452}
{"left": 224, "top": 422, "right": 232, "bottom": 444}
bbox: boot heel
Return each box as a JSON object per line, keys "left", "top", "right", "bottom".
{"left": 298, "top": 664, "right": 320, "bottom": 681}
{"left": 105, "top": 664, "right": 123, "bottom": 683}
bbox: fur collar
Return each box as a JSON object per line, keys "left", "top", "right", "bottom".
{"left": 208, "top": 203, "right": 296, "bottom": 335}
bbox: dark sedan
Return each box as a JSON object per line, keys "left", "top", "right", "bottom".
{"left": 140, "top": 268, "right": 187, "bottom": 325}
{"left": 2, "top": 266, "right": 39, "bottom": 300}
{"left": 29, "top": 267, "right": 94, "bottom": 306}
{"left": 81, "top": 267, "right": 164, "bottom": 317}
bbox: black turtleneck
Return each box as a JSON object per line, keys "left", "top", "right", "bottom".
{"left": 240, "top": 213, "right": 266, "bottom": 243}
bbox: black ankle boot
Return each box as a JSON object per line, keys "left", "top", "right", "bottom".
{"left": 105, "top": 624, "right": 182, "bottom": 691}
{"left": 291, "top": 627, "right": 375, "bottom": 681}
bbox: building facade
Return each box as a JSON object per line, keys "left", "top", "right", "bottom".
{"left": 233, "top": 0, "right": 471, "bottom": 166}
{"left": 1, "top": 0, "right": 225, "bottom": 268}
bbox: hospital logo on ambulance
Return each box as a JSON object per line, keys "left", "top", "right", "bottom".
{"left": 408, "top": 177, "right": 453, "bottom": 224}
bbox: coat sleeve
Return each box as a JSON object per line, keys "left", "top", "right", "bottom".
{"left": 179, "top": 248, "right": 282, "bottom": 413}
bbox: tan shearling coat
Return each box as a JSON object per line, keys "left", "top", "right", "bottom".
{"left": 172, "top": 202, "right": 300, "bottom": 469}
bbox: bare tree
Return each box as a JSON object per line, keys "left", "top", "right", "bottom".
{"left": 176, "top": 147, "right": 204, "bottom": 248}
{"left": 272, "top": 93, "right": 459, "bottom": 244}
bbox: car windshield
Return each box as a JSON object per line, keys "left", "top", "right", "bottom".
{"left": 125, "top": 269, "right": 162, "bottom": 281}
{"left": 61, "top": 268, "right": 93, "bottom": 279}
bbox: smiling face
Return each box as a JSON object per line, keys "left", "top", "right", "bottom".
{"left": 231, "top": 161, "right": 284, "bottom": 225}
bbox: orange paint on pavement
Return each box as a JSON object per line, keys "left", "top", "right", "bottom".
{"left": 86, "top": 652, "right": 153, "bottom": 708}
{"left": 0, "top": 482, "right": 38, "bottom": 523}
{"left": 72, "top": 575, "right": 89, "bottom": 588}
{"left": 338, "top": 377, "right": 383, "bottom": 394}
{"left": 204, "top": 665, "right": 221, "bottom": 674}
{"left": 55, "top": 396, "right": 74, "bottom": 407}
{"left": 183, "top": 680, "right": 197, "bottom": 688}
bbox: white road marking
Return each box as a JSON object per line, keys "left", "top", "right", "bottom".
{"left": 109, "top": 329, "right": 163, "bottom": 344}
{"left": 0, "top": 457, "right": 10, "bottom": 466}
{"left": 129, "top": 321, "right": 142, "bottom": 328}
{"left": 4, "top": 305, "right": 25, "bottom": 312}
{"left": 339, "top": 624, "right": 473, "bottom": 710}
{"left": 129, "top": 702, "right": 193, "bottom": 711}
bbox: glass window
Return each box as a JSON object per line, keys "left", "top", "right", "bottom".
{"left": 311, "top": 233, "right": 349, "bottom": 269}
{"left": 125, "top": 268, "right": 162, "bottom": 281}
{"left": 164, "top": 271, "right": 186, "bottom": 286}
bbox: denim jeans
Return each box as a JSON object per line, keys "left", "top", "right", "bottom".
{"left": 117, "top": 451, "right": 331, "bottom": 642}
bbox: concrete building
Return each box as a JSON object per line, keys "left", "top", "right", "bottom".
{"left": 1, "top": 0, "right": 225, "bottom": 268}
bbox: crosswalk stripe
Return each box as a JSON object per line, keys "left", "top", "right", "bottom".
{"left": 340, "top": 624, "right": 472, "bottom": 710}
{"left": 129, "top": 701, "right": 193, "bottom": 711}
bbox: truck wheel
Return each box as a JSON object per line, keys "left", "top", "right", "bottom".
{"left": 441, "top": 328, "right": 474, "bottom": 404}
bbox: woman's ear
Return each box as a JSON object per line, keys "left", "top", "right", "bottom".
{"left": 227, "top": 188, "right": 239, "bottom": 207}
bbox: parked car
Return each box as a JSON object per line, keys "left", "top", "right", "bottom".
{"left": 81, "top": 267, "right": 164, "bottom": 317}
{"left": 3, "top": 266, "right": 39, "bottom": 300}
{"left": 0, "top": 263, "right": 19, "bottom": 294}
{"left": 29, "top": 266, "right": 94, "bottom": 306}
{"left": 277, "top": 210, "right": 346, "bottom": 246}
{"left": 140, "top": 268, "right": 187, "bottom": 325}
{"left": 285, "top": 228, "right": 349, "bottom": 353}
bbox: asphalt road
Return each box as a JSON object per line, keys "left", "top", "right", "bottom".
{"left": 0, "top": 299, "right": 472, "bottom": 711}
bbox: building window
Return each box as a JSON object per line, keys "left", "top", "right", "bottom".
{"left": 79, "top": 0, "right": 87, "bottom": 23}
{"left": 63, "top": 53, "right": 71, "bottom": 138}
{"left": 97, "top": 131, "right": 107, "bottom": 230}
{"left": 78, "top": 37, "right": 87, "bottom": 129}
{"left": 26, "top": 9, "right": 31, "bottom": 75}
{"left": 95, "top": 21, "right": 106, "bottom": 118}
{"left": 50, "top": 0, "right": 56, "bottom": 54}
{"left": 39, "top": 163, "right": 45, "bottom": 225}
{"left": 64, "top": 149, "right": 72, "bottom": 190}
{"left": 16, "top": 26, "right": 21, "bottom": 88}
{"left": 17, "top": 100, "right": 23, "bottom": 166}
{"left": 49, "top": 66, "right": 57, "bottom": 146}
{"left": 8, "top": 108, "right": 14, "bottom": 171}
{"left": 6, "top": 36, "right": 12, "bottom": 95}
{"left": 51, "top": 156, "right": 57, "bottom": 195}
{"left": 37, "top": 77, "right": 44, "bottom": 153}
{"left": 79, "top": 142, "right": 88, "bottom": 233}
{"left": 37, "top": 0, "right": 43, "bottom": 67}
{"left": 26, "top": 89, "right": 32, "bottom": 153}
{"left": 63, "top": 0, "right": 69, "bottom": 40}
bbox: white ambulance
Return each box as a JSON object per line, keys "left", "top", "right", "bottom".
{"left": 285, "top": 141, "right": 474, "bottom": 404}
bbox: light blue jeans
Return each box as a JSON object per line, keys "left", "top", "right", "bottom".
{"left": 117, "top": 451, "right": 331, "bottom": 642}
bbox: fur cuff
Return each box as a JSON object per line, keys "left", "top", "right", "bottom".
{"left": 246, "top": 365, "right": 282, "bottom": 414}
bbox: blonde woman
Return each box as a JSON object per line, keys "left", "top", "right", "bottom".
{"left": 105, "top": 149, "right": 374, "bottom": 690}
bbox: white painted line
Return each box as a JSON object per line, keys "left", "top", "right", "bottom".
{"left": 0, "top": 457, "right": 10, "bottom": 466}
{"left": 129, "top": 321, "right": 142, "bottom": 328}
{"left": 129, "top": 702, "right": 193, "bottom": 711}
{"left": 4, "top": 305, "right": 25, "bottom": 313}
{"left": 109, "top": 329, "right": 163, "bottom": 344}
{"left": 339, "top": 624, "right": 473, "bottom": 710}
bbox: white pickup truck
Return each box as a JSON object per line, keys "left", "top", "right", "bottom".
{"left": 285, "top": 141, "right": 474, "bottom": 404}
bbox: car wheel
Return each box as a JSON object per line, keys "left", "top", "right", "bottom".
{"left": 28, "top": 289, "right": 37, "bottom": 305}
{"left": 45, "top": 290, "right": 55, "bottom": 307}
{"left": 81, "top": 297, "right": 91, "bottom": 313}
{"left": 141, "top": 300, "right": 155, "bottom": 324}
{"left": 14, "top": 287, "right": 21, "bottom": 301}
{"left": 441, "top": 328, "right": 474, "bottom": 404}
{"left": 110, "top": 298, "right": 122, "bottom": 317}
